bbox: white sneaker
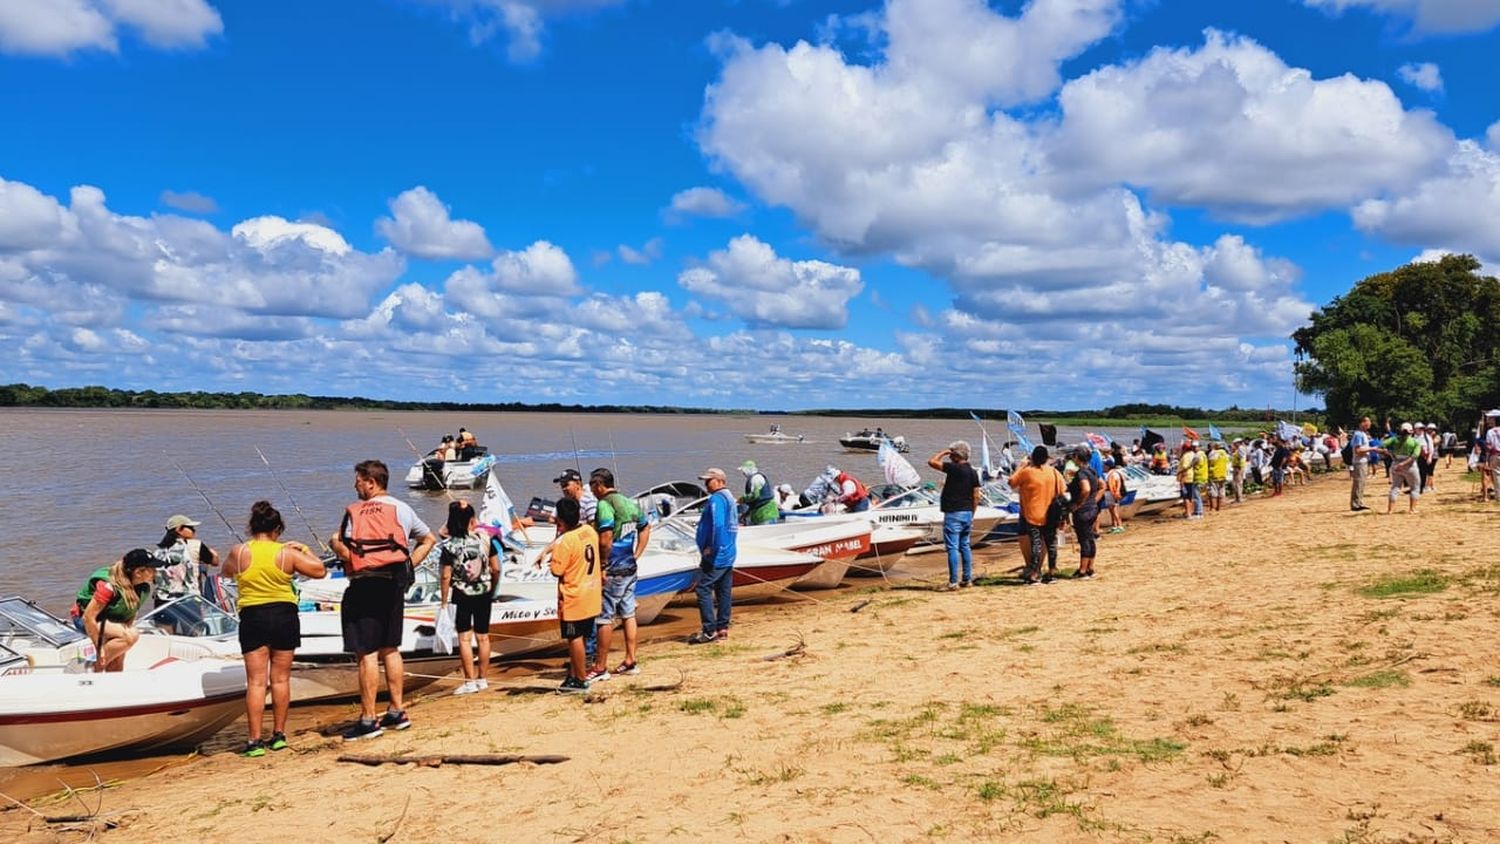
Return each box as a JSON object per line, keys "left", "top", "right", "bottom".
{"left": 452, "top": 680, "right": 479, "bottom": 696}
{"left": 474, "top": 678, "right": 489, "bottom": 690}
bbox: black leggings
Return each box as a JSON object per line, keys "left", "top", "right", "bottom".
{"left": 1072, "top": 507, "right": 1098, "bottom": 558}
{"left": 1021, "top": 520, "right": 1058, "bottom": 580}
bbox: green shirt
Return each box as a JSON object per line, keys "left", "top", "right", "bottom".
{"left": 595, "top": 491, "right": 648, "bottom": 573}
{"left": 1383, "top": 435, "right": 1421, "bottom": 460}
{"left": 74, "top": 567, "right": 149, "bottom": 624}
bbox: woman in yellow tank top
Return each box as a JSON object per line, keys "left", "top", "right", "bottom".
{"left": 221, "top": 501, "right": 326, "bottom": 757}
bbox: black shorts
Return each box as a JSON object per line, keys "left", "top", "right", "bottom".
{"left": 238, "top": 602, "right": 300, "bottom": 653}
{"left": 560, "top": 616, "right": 596, "bottom": 641}
{"left": 341, "top": 576, "right": 405, "bottom": 654}
{"left": 453, "top": 592, "right": 492, "bottom": 634}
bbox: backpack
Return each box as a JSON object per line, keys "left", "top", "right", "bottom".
{"left": 1340, "top": 438, "right": 1354, "bottom": 467}
{"left": 1043, "top": 470, "right": 1069, "bottom": 529}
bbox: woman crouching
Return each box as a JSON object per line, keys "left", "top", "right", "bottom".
{"left": 72, "top": 549, "right": 162, "bottom": 671}
{"left": 221, "top": 501, "right": 326, "bottom": 757}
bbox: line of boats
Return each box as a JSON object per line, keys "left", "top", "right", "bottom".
{"left": 0, "top": 465, "right": 1190, "bottom": 767}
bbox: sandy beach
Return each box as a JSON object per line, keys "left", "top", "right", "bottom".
{"left": 5, "top": 462, "right": 1499, "bottom": 843}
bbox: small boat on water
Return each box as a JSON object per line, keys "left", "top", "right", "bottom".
{"left": 404, "top": 450, "right": 493, "bottom": 490}
{"left": 744, "top": 425, "right": 810, "bottom": 445}
{"left": 840, "top": 429, "right": 909, "bottom": 453}
{"left": 0, "top": 597, "right": 245, "bottom": 767}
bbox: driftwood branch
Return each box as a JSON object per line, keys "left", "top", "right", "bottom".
{"left": 849, "top": 599, "right": 872, "bottom": 613}
{"left": 338, "top": 753, "right": 570, "bottom": 768}
{"left": 762, "top": 633, "right": 807, "bottom": 662}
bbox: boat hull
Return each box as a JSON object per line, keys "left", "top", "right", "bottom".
{"left": 0, "top": 660, "right": 246, "bottom": 766}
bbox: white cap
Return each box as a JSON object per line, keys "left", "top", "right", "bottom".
{"left": 1400, "top": 422, "right": 1414, "bottom": 433}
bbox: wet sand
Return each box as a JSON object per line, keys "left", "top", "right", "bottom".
{"left": 5, "top": 462, "right": 1500, "bottom": 842}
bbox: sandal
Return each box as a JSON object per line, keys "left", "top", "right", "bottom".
{"left": 687, "top": 631, "right": 716, "bottom": 645}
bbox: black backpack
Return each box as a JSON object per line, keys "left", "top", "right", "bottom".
{"left": 1340, "top": 438, "right": 1354, "bottom": 467}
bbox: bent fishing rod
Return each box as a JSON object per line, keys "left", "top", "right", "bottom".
{"left": 253, "top": 445, "right": 330, "bottom": 554}
{"left": 164, "top": 452, "right": 244, "bottom": 543}
{"left": 397, "top": 426, "right": 459, "bottom": 504}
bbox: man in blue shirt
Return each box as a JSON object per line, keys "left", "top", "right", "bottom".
{"left": 1349, "top": 416, "right": 1374, "bottom": 511}
{"left": 689, "top": 467, "right": 738, "bottom": 644}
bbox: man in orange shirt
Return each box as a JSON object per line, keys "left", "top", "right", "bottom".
{"left": 547, "top": 497, "right": 602, "bottom": 694}
{"left": 1008, "top": 445, "right": 1066, "bottom": 585}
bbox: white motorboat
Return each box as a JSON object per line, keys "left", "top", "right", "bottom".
{"left": 736, "top": 518, "right": 872, "bottom": 590}
{"left": 489, "top": 537, "right": 701, "bottom": 627}
{"left": 0, "top": 597, "right": 245, "bottom": 767}
{"left": 861, "top": 485, "right": 1009, "bottom": 552}
{"left": 744, "top": 425, "right": 809, "bottom": 445}
{"left": 404, "top": 451, "right": 493, "bottom": 490}
{"left": 1123, "top": 466, "right": 1180, "bottom": 516}
{"left": 840, "top": 429, "right": 909, "bottom": 453}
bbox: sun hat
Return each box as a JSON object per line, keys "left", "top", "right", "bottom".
{"left": 739, "top": 460, "right": 758, "bottom": 475}
{"left": 165, "top": 514, "right": 201, "bottom": 530}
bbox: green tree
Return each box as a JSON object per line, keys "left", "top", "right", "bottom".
{"left": 1293, "top": 255, "right": 1500, "bottom": 428}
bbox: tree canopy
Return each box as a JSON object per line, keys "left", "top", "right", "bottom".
{"left": 1293, "top": 254, "right": 1500, "bottom": 429}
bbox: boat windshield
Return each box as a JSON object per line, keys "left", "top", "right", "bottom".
{"left": 0, "top": 597, "right": 88, "bottom": 648}
{"left": 980, "top": 483, "right": 1014, "bottom": 507}
{"left": 874, "top": 487, "right": 940, "bottom": 509}
{"left": 137, "top": 595, "right": 240, "bottom": 638}
{"left": 1124, "top": 465, "right": 1152, "bottom": 481}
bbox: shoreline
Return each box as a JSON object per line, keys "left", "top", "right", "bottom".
{"left": 5, "top": 463, "right": 1498, "bottom": 842}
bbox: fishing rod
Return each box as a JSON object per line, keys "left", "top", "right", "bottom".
{"left": 397, "top": 426, "right": 459, "bottom": 503}
{"left": 607, "top": 430, "right": 621, "bottom": 483}
{"left": 164, "top": 452, "right": 244, "bottom": 543}
{"left": 253, "top": 445, "right": 330, "bottom": 554}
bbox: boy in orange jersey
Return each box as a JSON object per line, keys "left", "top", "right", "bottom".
{"left": 546, "top": 497, "right": 602, "bottom": 694}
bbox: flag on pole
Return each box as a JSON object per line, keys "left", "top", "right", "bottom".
{"left": 1182, "top": 424, "right": 1201, "bottom": 441}
{"left": 1208, "top": 423, "right": 1224, "bottom": 443}
{"left": 878, "top": 438, "right": 922, "bottom": 488}
{"left": 478, "top": 461, "right": 519, "bottom": 534}
{"left": 1276, "top": 420, "right": 1304, "bottom": 442}
{"left": 1140, "top": 427, "right": 1165, "bottom": 451}
{"left": 1007, "top": 409, "right": 1036, "bottom": 453}
{"left": 1085, "top": 432, "right": 1111, "bottom": 450}
{"left": 980, "top": 434, "right": 993, "bottom": 478}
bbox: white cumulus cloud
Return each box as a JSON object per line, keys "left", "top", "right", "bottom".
{"left": 1049, "top": 30, "right": 1453, "bottom": 221}
{"left": 1398, "top": 61, "right": 1443, "bottom": 92}
{"left": 415, "top": 0, "right": 626, "bottom": 62}
{"left": 1302, "top": 0, "right": 1500, "bottom": 35}
{"left": 678, "top": 235, "right": 864, "bottom": 330}
{"left": 1352, "top": 140, "right": 1500, "bottom": 263}
{"left": 666, "top": 186, "right": 744, "bottom": 220}
{"left": 0, "top": 0, "right": 221, "bottom": 56}
{"left": 375, "top": 186, "right": 493, "bottom": 261}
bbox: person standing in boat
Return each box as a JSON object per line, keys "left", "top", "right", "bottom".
{"left": 71, "top": 549, "right": 163, "bottom": 671}
{"left": 437, "top": 500, "right": 500, "bottom": 696}
{"left": 586, "top": 468, "right": 652, "bottom": 681}
{"left": 150, "top": 514, "right": 220, "bottom": 610}
{"left": 221, "top": 501, "right": 326, "bottom": 757}
{"left": 689, "top": 467, "right": 737, "bottom": 644}
{"left": 929, "top": 442, "right": 981, "bottom": 590}
{"left": 546, "top": 497, "right": 601, "bottom": 693}
{"left": 329, "top": 460, "right": 436, "bottom": 742}
{"left": 736, "top": 460, "right": 780, "bottom": 526}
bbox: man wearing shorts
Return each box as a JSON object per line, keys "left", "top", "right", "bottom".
{"left": 330, "top": 460, "right": 435, "bottom": 741}
{"left": 586, "top": 468, "right": 652, "bottom": 681}
{"left": 549, "top": 497, "right": 602, "bottom": 693}
{"left": 1178, "top": 441, "right": 1202, "bottom": 519}
{"left": 1205, "top": 441, "right": 1229, "bottom": 513}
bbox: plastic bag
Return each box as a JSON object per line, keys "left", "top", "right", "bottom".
{"left": 434, "top": 604, "right": 457, "bottom": 655}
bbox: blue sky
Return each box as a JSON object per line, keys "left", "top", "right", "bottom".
{"left": 2, "top": 0, "right": 1499, "bottom": 410}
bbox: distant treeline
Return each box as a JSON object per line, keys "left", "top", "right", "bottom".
{"left": 0, "top": 384, "right": 735, "bottom": 415}
{"left": 0, "top": 384, "right": 1317, "bottom": 421}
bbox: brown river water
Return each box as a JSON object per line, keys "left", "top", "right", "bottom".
{"left": 1, "top": 408, "right": 1019, "bottom": 797}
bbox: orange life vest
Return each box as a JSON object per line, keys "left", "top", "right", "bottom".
{"left": 835, "top": 472, "right": 869, "bottom": 503}
{"left": 340, "top": 499, "right": 411, "bottom": 573}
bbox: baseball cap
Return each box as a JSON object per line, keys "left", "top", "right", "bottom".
{"left": 698, "top": 467, "right": 727, "bottom": 483}
{"left": 1400, "top": 422, "right": 1413, "bottom": 433}
{"left": 165, "top": 514, "right": 201, "bottom": 530}
{"left": 123, "top": 548, "right": 164, "bottom": 571}
{"left": 552, "top": 468, "right": 582, "bottom": 485}
{"left": 739, "top": 460, "right": 757, "bottom": 474}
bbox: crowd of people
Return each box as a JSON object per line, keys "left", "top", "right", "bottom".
{"left": 61, "top": 408, "right": 1500, "bottom": 758}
